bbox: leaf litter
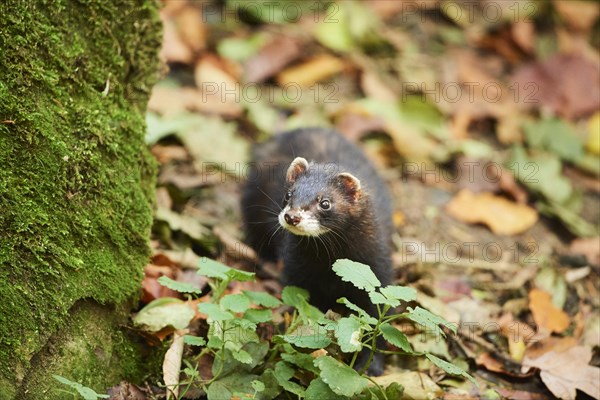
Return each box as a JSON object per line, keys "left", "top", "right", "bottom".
{"left": 137, "top": 0, "right": 600, "bottom": 398}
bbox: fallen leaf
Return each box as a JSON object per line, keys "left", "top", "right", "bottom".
{"left": 148, "top": 85, "right": 242, "bottom": 117}
{"left": 175, "top": 5, "right": 207, "bottom": 53}
{"left": 528, "top": 289, "right": 570, "bottom": 334}
{"left": 159, "top": 15, "right": 194, "bottom": 64}
{"left": 194, "top": 56, "right": 243, "bottom": 116}
{"left": 553, "top": 0, "right": 600, "bottom": 33}
{"left": 107, "top": 382, "right": 146, "bottom": 400}
{"left": 370, "top": 371, "right": 442, "bottom": 399}
{"left": 244, "top": 36, "right": 303, "bottom": 83}
{"left": 335, "top": 111, "right": 385, "bottom": 142}
{"left": 522, "top": 118, "right": 584, "bottom": 163}
{"left": 511, "top": 20, "right": 535, "bottom": 53}
{"left": 476, "top": 353, "right": 505, "bottom": 374}
{"left": 276, "top": 55, "right": 346, "bottom": 88}
{"left": 142, "top": 265, "right": 179, "bottom": 304}
{"left": 523, "top": 345, "right": 600, "bottom": 400}
{"left": 446, "top": 189, "right": 538, "bottom": 235}
{"left": 497, "top": 313, "right": 541, "bottom": 360}
{"left": 525, "top": 337, "right": 578, "bottom": 360}
{"left": 511, "top": 54, "right": 600, "bottom": 119}
{"left": 588, "top": 112, "right": 600, "bottom": 155}
{"left": 164, "top": 329, "right": 188, "bottom": 399}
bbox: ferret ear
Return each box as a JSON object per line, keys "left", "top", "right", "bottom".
{"left": 286, "top": 157, "right": 309, "bottom": 184}
{"left": 335, "top": 172, "right": 361, "bottom": 203}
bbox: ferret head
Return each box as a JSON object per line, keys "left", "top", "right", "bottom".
{"left": 278, "top": 157, "right": 363, "bottom": 237}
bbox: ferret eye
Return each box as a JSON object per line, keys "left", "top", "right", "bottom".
{"left": 284, "top": 191, "right": 292, "bottom": 202}
{"left": 319, "top": 199, "right": 331, "bottom": 210}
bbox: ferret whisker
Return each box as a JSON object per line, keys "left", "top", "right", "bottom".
{"left": 256, "top": 187, "right": 283, "bottom": 211}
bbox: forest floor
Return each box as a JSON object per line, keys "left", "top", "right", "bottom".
{"left": 126, "top": 1, "right": 600, "bottom": 399}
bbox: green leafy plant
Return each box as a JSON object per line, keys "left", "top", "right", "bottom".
{"left": 134, "top": 258, "right": 475, "bottom": 399}
{"left": 52, "top": 375, "right": 109, "bottom": 400}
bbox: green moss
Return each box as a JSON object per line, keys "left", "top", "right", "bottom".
{"left": 17, "top": 301, "right": 151, "bottom": 399}
{"left": 0, "top": 0, "right": 161, "bottom": 394}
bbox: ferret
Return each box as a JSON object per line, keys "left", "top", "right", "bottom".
{"left": 241, "top": 127, "right": 394, "bottom": 375}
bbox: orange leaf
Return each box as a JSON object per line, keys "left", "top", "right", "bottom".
{"left": 446, "top": 189, "right": 538, "bottom": 235}
{"left": 529, "top": 289, "right": 570, "bottom": 334}
{"left": 277, "top": 55, "right": 345, "bottom": 88}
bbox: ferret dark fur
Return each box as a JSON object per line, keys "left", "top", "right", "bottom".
{"left": 241, "top": 128, "right": 394, "bottom": 374}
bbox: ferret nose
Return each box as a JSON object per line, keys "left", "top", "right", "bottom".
{"left": 284, "top": 213, "right": 301, "bottom": 226}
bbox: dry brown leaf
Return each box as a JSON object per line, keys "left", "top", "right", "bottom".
{"left": 553, "top": 0, "right": 600, "bottom": 33}
{"left": 511, "top": 20, "right": 535, "bottom": 53}
{"left": 525, "top": 337, "right": 578, "bottom": 360}
{"left": 511, "top": 54, "right": 600, "bottom": 119}
{"left": 276, "top": 55, "right": 346, "bottom": 88}
{"left": 163, "top": 329, "right": 188, "bottom": 399}
{"left": 370, "top": 371, "right": 442, "bottom": 399}
{"left": 160, "top": 16, "right": 194, "bottom": 64}
{"left": 244, "top": 36, "right": 303, "bottom": 83}
{"left": 523, "top": 345, "right": 600, "bottom": 400}
{"left": 446, "top": 189, "right": 538, "bottom": 235}
{"left": 335, "top": 112, "right": 385, "bottom": 142}
{"left": 149, "top": 86, "right": 242, "bottom": 117}
{"left": 175, "top": 5, "right": 207, "bottom": 53}
{"left": 529, "top": 289, "right": 570, "bottom": 334}
{"left": 476, "top": 352, "right": 505, "bottom": 373}
{"left": 193, "top": 56, "right": 243, "bottom": 116}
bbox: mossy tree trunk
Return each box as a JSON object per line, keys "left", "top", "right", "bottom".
{"left": 0, "top": 1, "right": 161, "bottom": 397}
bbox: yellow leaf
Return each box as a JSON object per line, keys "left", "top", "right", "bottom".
{"left": 529, "top": 289, "right": 570, "bottom": 334}
{"left": 446, "top": 189, "right": 538, "bottom": 235}
{"left": 277, "top": 55, "right": 345, "bottom": 88}
{"left": 587, "top": 112, "right": 600, "bottom": 155}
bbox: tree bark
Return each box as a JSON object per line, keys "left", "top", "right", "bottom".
{"left": 0, "top": 1, "right": 161, "bottom": 397}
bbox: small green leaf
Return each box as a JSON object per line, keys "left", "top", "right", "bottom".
{"left": 243, "top": 308, "right": 273, "bottom": 324}
{"left": 232, "top": 349, "right": 253, "bottom": 364}
{"left": 157, "top": 276, "right": 202, "bottom": 294}
{"left": 134, "top": 298, "right": 194, "bottom": 332}
{"left": 380, "top": 285, "right": 417, "bottom": 302}
{"left": 386, "top": 382, "right": 404, "bottom": 399}
{"left": 337, "top": 298, "right": 377, "bottom": 325}
{"left": 407, "top": 306, "right": 457, "bottom": 336}
{"left": 207, "top": 335, "right": 223, "bottom": 349}
{"left": 198, "top": 303, "right": 234, "bottom": 321}
{"left": 226, "top": 269, "right": 255, "bottom": 282}
{"left": 334, "top": 317, "right": 363, "bottom": 353}
{"left": 314, "top": 356, "right": 370, "bottom": 397}
{"left": 281, "top": 351, "right": 320, "bottom": 374}
{"left": 368, "top": 291, "right": 399, "bottom": 307}
{"left": 426, "top": 353, "right": 476, "bottom": 384}
{"left": 244, "top": 290, "right": 282, "bottom": 308}
{"left": 523, "top": 118, "right": 584, "bottom": 162}
{"left": 218, "top": 34, "right": 265, "bottom": 62}
{"left": 197, "top": 258, "right": 231, "bottom": 279}
{"left": 282, "top": 332, "right": 331, "bottom": 349}
{"left": 221, "top": 293, "right": 251, "bottom": 313}
{"left": 52, "top": 375, "right": 109, "bottom": 400}
{"left": 380, "top": 323, "right": 413, "bottom": 353}
{"left": 332, "top": 259, "right": 381, "bottom": 292}
{"left": 206, "top": 372, "right": 260, "bottom": 400}
{"left": 274, "top": 361, "right": 306, "bottom": 397}
{"left": 305, "top": 378, "right": 347, "bottom": 400}
{"left": 313, "top": 5, "right": 353, "bottom": 52}
{"left": 281, "top": 286, "right": 310, "bottom": 305}
{"left": 183, "top": 335, "right": 206, "bottom": 347}
{"left": 251, "top": 379, "right": 265, "bottom": 393}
